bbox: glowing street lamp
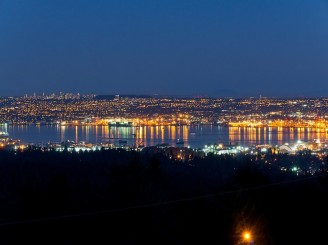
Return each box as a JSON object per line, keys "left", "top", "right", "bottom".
{"left": 244, "top": 232, "right": 251, "bottom": 241}
{"left": 242, "top": 231, "right": 254, "bottom": 245}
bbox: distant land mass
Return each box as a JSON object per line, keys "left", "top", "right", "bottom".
{"left": 95, "top": 94, "right": 154, "bottom": 100}
{"left": 0, "top": 92, "right": 327, "bottom": 100}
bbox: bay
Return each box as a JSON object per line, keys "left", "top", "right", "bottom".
{"left": 1, "top": 124, "right": 328, "bottom": 148}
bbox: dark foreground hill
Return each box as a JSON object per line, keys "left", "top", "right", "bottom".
{"left": 0, "top": 149, "right": 327, "bottom": 244}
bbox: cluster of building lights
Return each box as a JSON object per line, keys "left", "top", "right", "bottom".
{"left": 2, "top": 95, "right": 328, "bottom": 127}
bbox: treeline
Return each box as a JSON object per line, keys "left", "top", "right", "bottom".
{"left": 0, "top": 149, "right": 327, "bottom": 244}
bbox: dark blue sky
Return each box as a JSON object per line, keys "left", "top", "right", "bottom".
{"left": 0, "top": 0, "right": 328, "bottom": 97}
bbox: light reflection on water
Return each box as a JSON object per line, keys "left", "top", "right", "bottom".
{"left": 1, "top": 125, "right": 328, "bottom": 148}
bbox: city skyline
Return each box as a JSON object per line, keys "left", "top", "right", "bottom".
{"left": 1, "top": 0, "right": 328, "bottom": 97}
{"left": 3, "top": 91, "right": 328, "bottom": 100}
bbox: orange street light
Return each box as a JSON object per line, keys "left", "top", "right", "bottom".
{"left": 242, "top": 231, "right": 254, "bottom": 244}
{"left": 243, "top": 232, "right": 251, "bottom": 241}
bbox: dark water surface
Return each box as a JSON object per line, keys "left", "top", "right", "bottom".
{"left": 1, "top": 124, "right": 328, "bottom": 148}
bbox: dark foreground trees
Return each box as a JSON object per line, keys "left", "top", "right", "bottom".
{"left": 0, "top": 149, "right": 327, "bottom": 244}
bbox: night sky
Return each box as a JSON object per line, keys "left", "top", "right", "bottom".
{"left": 0, "top": 0, "right": 328, "bottom": 97}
